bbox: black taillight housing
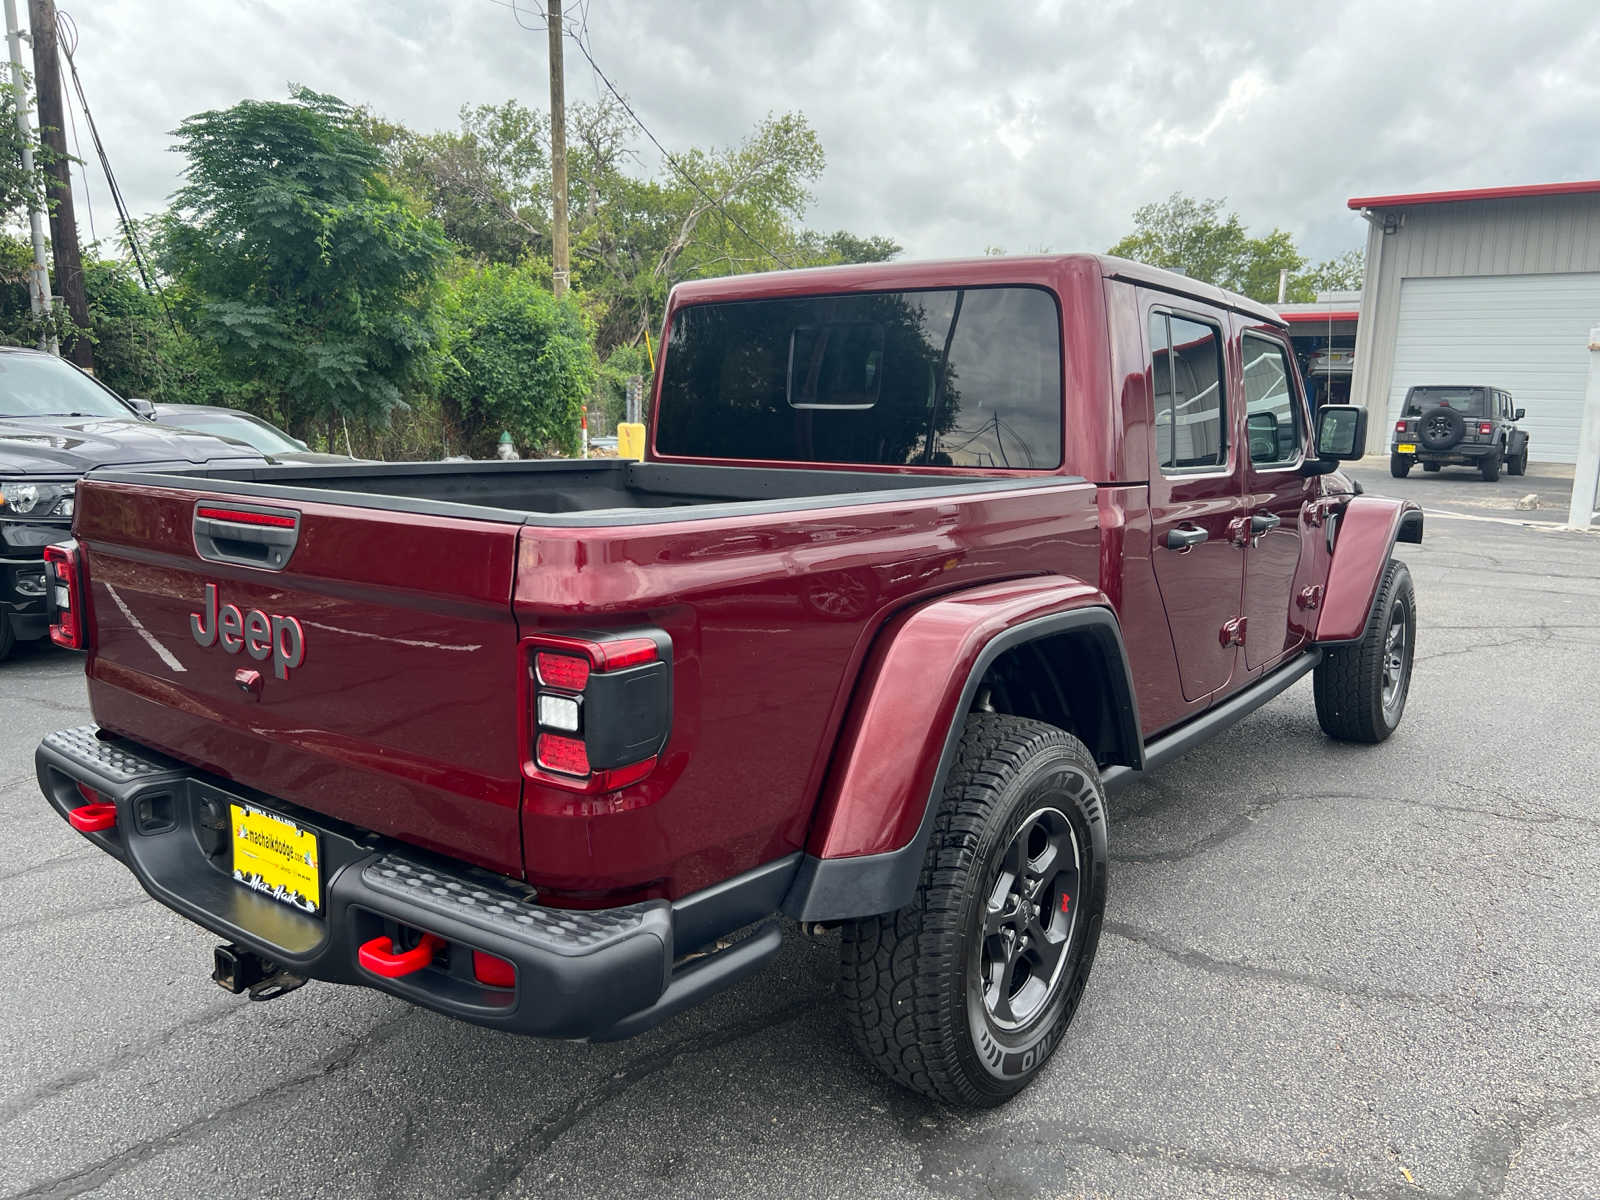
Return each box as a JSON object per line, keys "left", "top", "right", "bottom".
{"left": 522, "top": 629, "right": 672, "bottom": 792}
{"left": 43, "top": 540, "right": 85, "bottom": 650}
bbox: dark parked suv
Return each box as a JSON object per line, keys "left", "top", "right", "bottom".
{"left": 1390, "top": 385, "right": 1528, "bottom": 481}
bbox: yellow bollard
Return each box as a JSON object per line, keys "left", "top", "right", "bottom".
{"left": 616, "top": 422, "right": 646, "bottom": 461}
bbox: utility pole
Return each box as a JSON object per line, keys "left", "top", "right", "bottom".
{"left": 547, "top": 0, "right": 568, "bottom": 299}
{"left": 3, "top": 0, "right": 52, "bottom": 345}
{"left": 28, "top": 0, "right": 88, "bottom": 367}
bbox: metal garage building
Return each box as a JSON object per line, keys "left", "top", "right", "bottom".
{"left": 1348, "top": 180, "right": 1600, "bottom": 463}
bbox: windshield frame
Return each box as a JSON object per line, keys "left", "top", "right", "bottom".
{"left": 0, "top": 351, "right": 139, "bottom": 420}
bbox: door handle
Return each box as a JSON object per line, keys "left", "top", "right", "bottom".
{"left": 1250, "top": 512, "right": 1282, "bottom": 535}
{"left": 1164, "top": 525, "right": 1208, "bottom": 551}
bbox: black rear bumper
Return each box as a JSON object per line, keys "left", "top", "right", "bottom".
{"left": 36, "top": 726, "right": 789, "bottom": 1040}
{"left": 1392, "top": 442, "right": 1495, "bottom": 462}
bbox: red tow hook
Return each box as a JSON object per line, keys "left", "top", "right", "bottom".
{"left": 358, "top": 932, "right": 445, "bottom": 978}
{"left": 68, "top": 802, "right": 118, "bottom": 833}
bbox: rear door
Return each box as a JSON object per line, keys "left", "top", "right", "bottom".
{"left": 1143, "top": 296, "right": 1247, "bottom": 702}
{"left": 76, "top": 481, "right": 528, "bottom": 876}
{"left": 1236, "top": 323, "right": 1317, "bottom": 671}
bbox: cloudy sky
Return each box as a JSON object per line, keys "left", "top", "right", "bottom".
{"left": 50, "top": 0, "right": 1600, "bottom": 265}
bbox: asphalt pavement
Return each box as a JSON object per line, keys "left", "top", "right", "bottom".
{"left": 3, "top": 467, "right": 1598, "bottom": 1199}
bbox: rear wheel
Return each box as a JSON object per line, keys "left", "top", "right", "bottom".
{"left": 1314, "top": 559, "right": 1415, "bottom": 744}
{"left": 839, "top": 714, "right": 1108, "bottom": 1107}
{"left": 1480, "top": 450, "right": 1502, "bottom": 482}
{"left": 0, "top": 614, "right": 13, "bottom": 662}
{"left": 1389, "top": 453, "right": 1412, "bottom": 479}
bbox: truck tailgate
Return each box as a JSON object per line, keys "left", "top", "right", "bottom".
{"left": 75, "top": 479, "right": 527, "bottom": 876}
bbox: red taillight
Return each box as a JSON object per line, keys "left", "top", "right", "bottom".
{"left": 535, "top": 651, "right": 590, "bottom": 691}
{"left": 1395, "top": 420, "right": 1407, "bottom": 431}
{"left": 524, "top": 632, "right": 669, "bottom": 792}
{"left": 594, "top": 637, "right": 659, "bottom": 671}
{"left": 1478, "top": 422, "right": 1493, "bottom": 435}
{"left": 43, "top": 542, "right": 83, "bottom": 650}
{"left": 536, "top": 732, "right": 591, "bottom": 776}
{"left": 472, "top": 950, "right": 516, "bottom": 988}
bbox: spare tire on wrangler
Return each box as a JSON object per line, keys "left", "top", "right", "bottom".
{"left": 1417, "top": 405, "right": 1466, "bottom": 452}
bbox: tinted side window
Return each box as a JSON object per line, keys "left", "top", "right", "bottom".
{"left": 655, "top": 287, "right": 1062, "bottom": 468}
{"left": 1241, "top": 333, "right": 1303, "bottom": 465}
{"left": 1149, "top": 312, "right": 1227, "bottom": 470}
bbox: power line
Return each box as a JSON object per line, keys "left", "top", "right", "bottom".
{"left": 53, "top": 9, "right": 94, "bottom": 244}
{"left": 489, "top": 0, "right": 794, "bottom": 270}
{"left": 55, "top": 10, "right": 173, "bottom": 327}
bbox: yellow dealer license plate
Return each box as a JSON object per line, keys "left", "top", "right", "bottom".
{"left": 231, "top": 803, "right": 321, "bottom": 915}
{"left": 1397, "top": 443, "right": 1416, "bottom": 454}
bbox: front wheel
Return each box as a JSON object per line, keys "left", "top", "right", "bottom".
{"left": 1508, "top": 445, "right": 1528, "bottom": 476}
{"left": 1390, "top": 453, "right": 1412, "bottom": 479}
{"left": 1314, "top": 559, "right": 1415, "bottom": 743}
{"left": 839, "top": 714, "right": 1108, "bottom": 1107}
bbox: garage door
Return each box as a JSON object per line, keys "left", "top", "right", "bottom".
{"left": 1387, "top": 272, "right": 1600, "bottom": 464}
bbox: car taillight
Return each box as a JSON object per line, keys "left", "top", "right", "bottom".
{"left": 523, "top": 630, "right": 671, "bottom": 792}
{"left": 1478, "top": 422, "right": 1493, "bottom": 435}
{"left": 1395, "top": 420, "right": 1407, "bottom": 432}
{"left": 43, "top": 541, "right": 84, "bottom": 650}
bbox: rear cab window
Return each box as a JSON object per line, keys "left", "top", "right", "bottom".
{"left": 1405, "top": 386, "right": 1489, "bottom": 417}
{"left": 655, "top": 287, "right": 1063, "bottom": 469}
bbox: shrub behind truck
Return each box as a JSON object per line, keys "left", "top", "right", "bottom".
{"left": 36, "top": 254, "right": 1420, "bottom": 1106}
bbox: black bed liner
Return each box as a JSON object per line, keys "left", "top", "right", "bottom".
{"left": 89, "top": 458, "right": 1082, "bottom": 527}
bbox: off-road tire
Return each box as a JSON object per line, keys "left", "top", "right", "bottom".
{"left": 1423, "top": 462, "right": 1442, "bottom": 473}
{"left": 0, "top": 614, "right": 13, "bottom": 661}
{"left": 1389, "top": 453, "right": 1412, "bottom": 479}
{"left": 1480, "top": 450, "right": 1502, "bottom": 482}
{"left": 839, "top": 714, "right": 1108, "bottom": 1107}
{"left": 1314, "top": 559, "right": 1415, "bottom": 743}
{"left": 1508, "top": 445, "right": 1527, "bottom": 476}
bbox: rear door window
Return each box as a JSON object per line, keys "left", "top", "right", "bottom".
{"left": 1149, "top": 311, "right": 1227, "bottom": 471}
{"left": 655, "top": 287, "right": 1063, "bottom": 468}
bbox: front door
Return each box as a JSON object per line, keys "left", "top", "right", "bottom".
{"left": 1237, "top": 323, "right": 1317, "bottom": 671}
{"left": 1144, "top": 299, "right": 1247, "bottom": 702}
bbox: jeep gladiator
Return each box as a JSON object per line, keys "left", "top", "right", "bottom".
{"left": 36, "top": 255, "right": 1422, "bottom": 1106}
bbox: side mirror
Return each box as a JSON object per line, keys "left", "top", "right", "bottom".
{"left": 1514, "top": 407, "right": 1525, "bottom": 421}
{"left": 125, "top": 398, "right": 157, "bottom": 419}
{"left": 1312, "top": 403, "right": 1367, "bottom": 462}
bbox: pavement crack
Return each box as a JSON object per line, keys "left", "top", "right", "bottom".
{"left": 466, "top": 993, "right": 827, "bottom": 1199}
{"left": 0, "top": 848, "right": 97, "bottom": 883}
{"left": 0, "top": 1001, "right": 241, "bottom": 1127}
{"left": 1113, "top": 787, "right": 1600, "bottom": 866}
{"left": 6, "top": 1008, "right": 416, "bottom": 1200}
{"left": 0, "top": 893, "right": 155, "bottom": 936}
{"left": 916, "top": 1115, "right": 1450, "bottom": 1200}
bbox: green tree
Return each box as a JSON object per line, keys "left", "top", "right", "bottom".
{"left": 439, "top": 259, "right": 597, "bottom": 457}
{"left": 1109, "top": 193, "right": 1306, "bottom": 302}
{"left": 1301, "top": 247, "right": 1366, "bottom": 294}
{"left": 375, "top": 100, "right": 551, "bottom": 266}
{"left": 159, "top": 86, "right": 450, "bottom": 434}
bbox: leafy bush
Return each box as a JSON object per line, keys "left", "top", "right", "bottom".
{"left": 438, "top": 260, "right": 597, "bottom": 458}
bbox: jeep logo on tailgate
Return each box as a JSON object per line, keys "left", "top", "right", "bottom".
{"left": 190, "top": 583, "right": 305, "bottom": 679}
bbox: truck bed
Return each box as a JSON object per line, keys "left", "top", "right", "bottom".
{"left": 73, "top": 457, "right": 1099, "bottom": 897}
{"left": 92, "top": 458, "right": 1051, "bottom": 525}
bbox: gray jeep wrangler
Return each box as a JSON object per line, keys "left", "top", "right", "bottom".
{"left": 1390, "top": 385, "right": 1528, "bottom": 481}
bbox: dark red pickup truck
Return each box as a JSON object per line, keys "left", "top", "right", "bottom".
{"left": 36, "top": 255, "right": 1421, "bottom": 1106}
